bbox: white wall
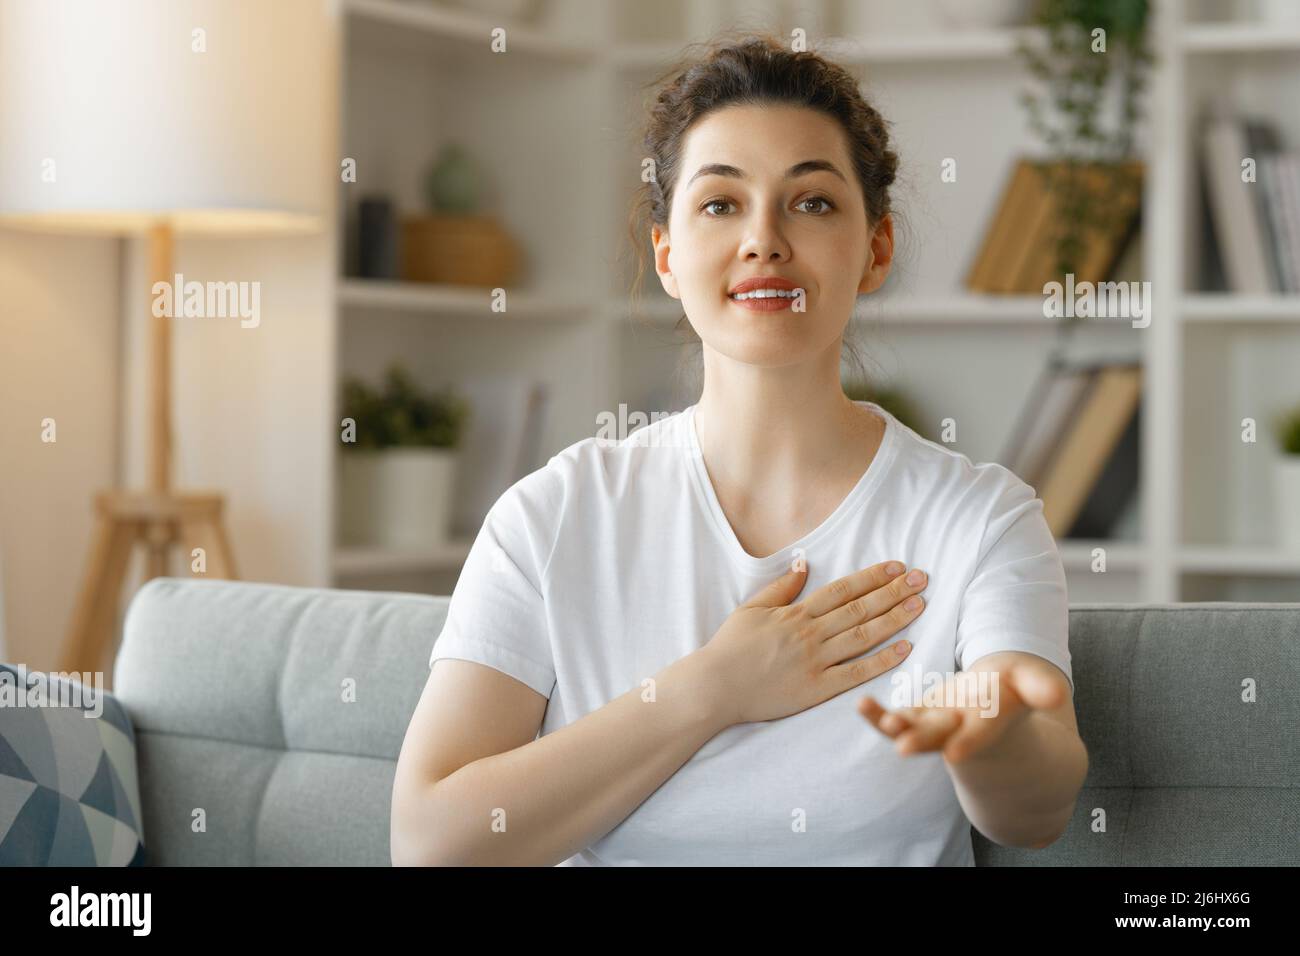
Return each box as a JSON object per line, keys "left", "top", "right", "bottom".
{"left": 0, "top": 232, "right": 122, "bottom": 671}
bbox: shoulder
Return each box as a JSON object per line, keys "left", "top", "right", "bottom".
{"left": 875, "top": 408, "right": 1044, "bottom": 564}
{"left": 490, "top": 407, "right": 689, "bottom": 518}
{"left": 882, "top": 408, "right": 1036, "bottom": 516}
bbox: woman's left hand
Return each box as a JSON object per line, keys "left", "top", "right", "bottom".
{"left": 857, "top": 659, "right": 1068, "bottom": 765}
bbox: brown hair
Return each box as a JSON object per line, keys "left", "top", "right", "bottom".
{"left": 625, "top": 32, "right": 905, "bottom": 400}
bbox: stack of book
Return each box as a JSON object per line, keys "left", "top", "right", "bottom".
{"left": 1000, "top": 360, "right": 1142, "bottom": 540}
{"left": 1200, "top": 113, "right": 1300, "bottom": 293}
{"left": 966, "top": 158, "right": 1144, "bottom": 293}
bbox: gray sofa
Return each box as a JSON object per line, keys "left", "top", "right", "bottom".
{"left": 113, "top": 577, "right": 1300, "bottom": 866}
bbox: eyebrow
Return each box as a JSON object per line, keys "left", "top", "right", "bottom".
{"left": 686, "top": 159, "right": 848, "bottom": 189}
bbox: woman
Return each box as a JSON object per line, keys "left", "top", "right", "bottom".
{"left": 392, "top": 35, "right": 1087, "bottom": 867}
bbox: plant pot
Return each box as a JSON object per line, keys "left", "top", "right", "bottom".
{"left": 401, "top": 214, "right": 521, "bottom": 287}
{"left": 936, "top": 0, "right": 1030, "bottom": 29}
{"left": 1275, "top": 454, "right": 1300, "bottom": 553}
{"left": 339, "top": 447, "right": 458, "bottom": 549}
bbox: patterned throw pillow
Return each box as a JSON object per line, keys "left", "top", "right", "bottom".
{"left": 0, "top": 664, "right": 147, "bottom": 865}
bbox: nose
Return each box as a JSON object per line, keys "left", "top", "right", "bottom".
{"left": 737, "top": 203, "right": 791, "bottom": 262}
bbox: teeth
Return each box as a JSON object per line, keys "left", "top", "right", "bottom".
{"left": 730, "top": 288, "right": 802, "bottom": 300}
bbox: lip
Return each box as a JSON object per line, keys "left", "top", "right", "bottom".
{"left": 728, "top": 276, "right": 800, "bottom": 295}
{"left": 726, "top": 276, "right": 806, "bottom": 312}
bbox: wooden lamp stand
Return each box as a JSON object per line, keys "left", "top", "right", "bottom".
{"left": 60, "top": 221, "right": 239, "bottom": 675}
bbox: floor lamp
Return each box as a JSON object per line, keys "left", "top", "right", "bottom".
{"left": 0, "top": 0, "right": 335, "bottom": 674}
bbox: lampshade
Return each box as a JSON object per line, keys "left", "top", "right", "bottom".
{"left": 0, "top": 0, "right": 336, "bottom": 236}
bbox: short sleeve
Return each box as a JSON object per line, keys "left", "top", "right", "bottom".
{"left": 428, "top": 467, "right": 561, "bottom": 699}
{"left": 954, "top": 468, "right": 1074, "bottom": 696}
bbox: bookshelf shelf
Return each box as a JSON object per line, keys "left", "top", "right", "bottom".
{"left": 859, "top": 294, "right": 1138, "bottom": 326}
{"left": 343, "top": 0, "right": 595, "bottom": 63}
{"left": 1182, "top": 22, "right": 1300, "bottom": 54}
{"left": 1182, "top": 294, "right": 1300, "bottom": 323}
{"left": 334, "top": 541, "right": 475, "bottom": 576}
{"left": 609, "top": 293, "right": 1145, "bottom": 327}
{"left": 339, "top": 279, "right": 595, "bottom": 321}
{"left": 812, "top": 28, "right": 1049, "bottom": 65}
{"left": 1177, "top": 546, "right": 1300, "bottom": 576}
{"left": 1059, "top": 540, "right": 1147, "bottom": 572}
{"left": 605, "top": 31, "right": 1050, "bottom": 70}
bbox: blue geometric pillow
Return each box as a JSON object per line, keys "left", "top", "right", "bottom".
{"left": 0, "top": 664, "right": 147, "bottom": 865}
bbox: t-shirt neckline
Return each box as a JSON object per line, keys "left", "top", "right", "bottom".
{"left": 681, "top": 400, "right": 901, "bottom": 575}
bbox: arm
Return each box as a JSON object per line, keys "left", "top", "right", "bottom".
{"left": 391, "top": 648, "right": 730, "bottom": 867}
{"left": 944, "top": 651, "right": 1089, "bottom": 849}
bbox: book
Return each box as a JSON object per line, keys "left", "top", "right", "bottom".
{"left": 1000, "top": 358, "right": 1143, "bottom": 539}
{"left": 1066, "top": 396, "right": 1141, "bottom": 538}
{"left": 1245, "top": 121, "right": 1288, "bottom": 292}
{"left": 1272, "top": 153, "right": 1300, "bottom": 293}
{"left": 966, "top": 159, "right": 1036, "bottom": 292}
{"left": 1200, "top": 115, "right": 1278, "bottom": 292}
{"left": 1016, "top": 161, "right": 1143, "bottom": 290}
{"left": 967, "top": 159, "right": 1143, "bottom": 293}
{"left": 1004, "top": 161, "right": 1056, "bottom": 293}
{"left": 1000, "top": 361, "right": 1097, "bottom": 487}
{"left": 1034, "top": 363, "right": 1143, "bottom": 537}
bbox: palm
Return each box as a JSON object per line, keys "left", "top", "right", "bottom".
{"left": 857, "top": 661, "right": 1066, "bottom": 764}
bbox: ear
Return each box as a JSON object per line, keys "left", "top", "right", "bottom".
{"left": 856, "top": 213, "right": 895, "bottom": 296}
{"left": 652, "top": 223, "right": 680, "bottom": 299}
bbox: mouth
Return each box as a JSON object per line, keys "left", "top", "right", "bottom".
{"left": 727, "top": 287, "right": 806, "bottom": 312}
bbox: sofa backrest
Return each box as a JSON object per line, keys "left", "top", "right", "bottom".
{"left": 974, "top": 601, "right": 1300, "bottom": 866}
{"left": 114, "top": 578, "right": 1300, "bottom": 866}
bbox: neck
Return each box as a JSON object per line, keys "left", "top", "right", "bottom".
{"left": 692, "top": 337, "right": 879, "bottom": 493}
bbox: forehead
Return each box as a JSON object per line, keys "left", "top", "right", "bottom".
{"left": 678, "top": 103, "right": 851, "bottom": 183}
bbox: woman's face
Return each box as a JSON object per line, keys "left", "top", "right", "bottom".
{"left": 653, "top": 103, "right": 893, "bottom": 368}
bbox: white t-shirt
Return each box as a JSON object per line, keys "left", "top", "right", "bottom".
{"left": 429, "top": 401, "right": 1073, "bottom": 866}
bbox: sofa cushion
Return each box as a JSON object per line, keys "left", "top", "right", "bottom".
{"left": 0, "top": 664, "right": 146, "bottom": 865}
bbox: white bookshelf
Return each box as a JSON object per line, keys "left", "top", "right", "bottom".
{"left": 330, "top": 0, "right": 1300, "bottom": 603}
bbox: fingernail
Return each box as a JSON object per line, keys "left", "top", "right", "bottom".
{"left": 886, "top": 562, "right": 904, "bottom": 575}
{"left": 906, "top": 569, "right": 925, "bottom": 586}
{"left": 896, "top": 640, "right": 910, "bottom": 656}
{"left": 904, "top": 595, "right": 922, "bottom": 611}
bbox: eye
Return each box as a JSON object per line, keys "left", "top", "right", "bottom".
{"left": 700, "top": 198, "right": 734, "bottom": 217}
{"left": 798, "top": 195, "right": 835, "bottom": 215}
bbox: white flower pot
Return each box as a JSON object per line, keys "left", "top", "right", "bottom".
{"left": 339, "top": 447, "right": 458, "bottom": 549}
{"left": 1276, "top": 454, "right": 1300, "bottom": 554}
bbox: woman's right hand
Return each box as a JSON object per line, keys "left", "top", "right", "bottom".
{"left": 698, "top": 560, "right": 928, "bottom": 727}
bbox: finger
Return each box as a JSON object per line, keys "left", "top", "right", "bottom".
{"left": 799, "top": 560, "right": 907, "bottom": 618}
{"left": 896, "top": 710, "right": 962, "bottom": 755}
{"left": 815, "top": 568, "right": 928, "bottom": 649}
{"left": 940, "top": 718, "right": 1001, "bottom": 763}
{"left": 858, "top": 698, "right": 913, "bottom": 737}
{"left": 1008, "top": 662, "right": 1068, "bottom": 711}
{"left": 942, "top": 727, "right": 989, "bottom": 764}
{"left": 743, "top": 563, "right": 808, "bottom": 609}
{"left": 829, "top": 645, "right": 918, "bottom": 696}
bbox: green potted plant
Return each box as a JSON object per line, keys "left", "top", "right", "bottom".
{"left": 338, "top": 365, "right": 470, "bottom": 549}
{"left": 1273, "top": 403, "right": 1300, "bottom": 552}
